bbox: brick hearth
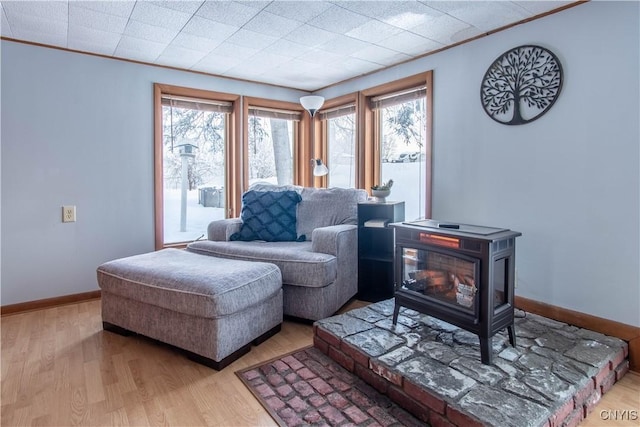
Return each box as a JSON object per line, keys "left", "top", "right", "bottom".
{"left": 313, "top": 299, "right": 629, "bottom": 427}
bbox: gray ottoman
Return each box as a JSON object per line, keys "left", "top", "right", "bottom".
{"left": 97, "top": 248, "right": 283, "bottom": 370}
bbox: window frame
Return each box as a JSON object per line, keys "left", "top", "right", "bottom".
{"left": 153, "top": 83, "right": 240, "bottom": 250}
{"left": 242, "top": 97, "right": 311, "bottom": 188}
{"left": 315, "top": 93, "right": 359, "bottom": 188}
{"left": 360, "top": 72, "right": 433, "bottom": 218}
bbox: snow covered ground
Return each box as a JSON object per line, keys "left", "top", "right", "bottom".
{"left": 163, "top": 160, "right": 427, "bottom": 244}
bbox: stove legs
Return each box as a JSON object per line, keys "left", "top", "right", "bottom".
{"left": 480, "top": 337, "right": 493, "bottom": 364}
{"left": 508, "top": 325, "right": 516, "bottom": 348}
{"left": 481, "top": 325, "right": 517, "bottom": 364}
{"left": 392, "top": 304, "right": 400, "bottom": 324}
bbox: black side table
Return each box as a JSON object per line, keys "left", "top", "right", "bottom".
{"left": 357, "top": 201, "right": 405, "bottom": 302}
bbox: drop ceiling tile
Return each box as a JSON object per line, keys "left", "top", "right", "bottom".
{"left": 194, "top": 52, "right": 243, "bottom": 74}
{"left": 425, "top": 1, "right": 530, "bottom": 32}
{"left": 129, "top": 2, "right": 192, "bottom": 31}
{"left": 224, "top": 28, "right": 278, "bottom": 50}
{"left": 2, "top": 1, "right": 67, "bottom": 23}
{"left": 307, "top": 4, "right": 369, "bottom": 34}
{"left": 351, "top": 45, "right": 411, "bottom": 66}
{"left": 297, "top": 48, "right": 346, "bottom": 66}
{"left": 514, "top": 1, "right": 573, "bottom": 15}
{"left": 71, "top": 1, "right": 135, "bottom": 18}
{"left": 264, "top": 1, "right": 332, "bottom": 23}
{"left": 244, "top": 11, "right": 301, "bottom": 38}
{"left": 284, "top": 24, "right": 335, "bottom": 48}
{"left": 155, "top": 45, "right": 208, "bottom": 68}
{"left": 68, "top": 39, "right": 119, "bottom": 56}
{"left": 275, "top": 58, "right": 321, "bottom": 74}
{"left": 261, "top": 38, "right": 309, "bottom": 58}
{"left": 449, "top": 25, "right": 484, "bottom": 43}
{"left": 334, "top": 56, "right": 381, "bottom": 74}
{"left": 317, "top": 35, "right": 370, "bottom": 55}
{"left": 8, "top": 13, "right": 67, "bottom": 41}
{"left": 124, "top": 20, "right": 179, "bottom": 44}
{"left": 235, "top": 1, "right": 271, "bottom": 11}
{"left": 69, "top": 5, "right": 128, "bottom": 34}
{"left": 336, "top": 1, "right": 399, "bottom": 20}
{"left": 246, "top": 51, "right": 293, "bottom": 68}
{"left": 150, "top": 1, "right": 204, "bottom": 15}
{"left": 347, "top": 19, "right": 404, "bottom": 44}
{"left": 115, "top": 35, "right": 167, "bottom": 59}
{"left": 1, "top": 5, "right": 13, "bottom": 37}
{"left": 224, "top": 62, "right": 274, "bottom": 79}
{"left": 68, "top": 24, "right": 121, "bottom": 53}
{"left": 181, "top": 16, "right": 239, "bottom": 41}
{"left": 170, "top": 32, "right": 221, "bottom": 53}
{"left": 376, "top": 31, "right": 442, "bottom": 56}
{"left": 210, "top": 42, "right": 259, "bottom": 60}
{"left": 10, "top": 28, "right": 67, "bottom": 48}
{"left": 409, "top": 13, "right": 471, "bottom": 45}
{"left": 380, "top": 2, "right": 444, "bottom": 29}
{"left": 195, "top": 1, "right": 260, "bottom": 27}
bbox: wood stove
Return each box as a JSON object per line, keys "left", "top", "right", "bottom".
{"left": 391, "top": 220, "right": 521, "bottom": 364}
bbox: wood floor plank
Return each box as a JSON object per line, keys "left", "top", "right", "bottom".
{"left": 1, "top": 299, "right": 638, "bottom": 426}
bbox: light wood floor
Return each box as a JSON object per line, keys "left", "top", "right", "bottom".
{"left": 1, "top": 299, "right": 638, "bottom": 426}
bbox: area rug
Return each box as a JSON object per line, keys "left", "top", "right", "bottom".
{"left": 236, "top": 346, "right": 424, "bottom": 426}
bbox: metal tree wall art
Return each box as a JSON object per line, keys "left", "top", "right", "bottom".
{"left": 481, "top": 45, "right": 563, "bottom": 125}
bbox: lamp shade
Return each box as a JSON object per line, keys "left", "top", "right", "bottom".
{"left": 300, "top": 95, "right": 325, "bottom": 117}
{"left": 312, "top": 159, "right": 329, "bottom": 176}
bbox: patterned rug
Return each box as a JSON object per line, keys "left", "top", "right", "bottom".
{"left": 236, "top": 346, "right": 424, "bottom": 426}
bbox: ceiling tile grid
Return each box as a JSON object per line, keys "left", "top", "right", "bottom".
{"left": 1, "top": 0, "right": 575, "bottom": 91}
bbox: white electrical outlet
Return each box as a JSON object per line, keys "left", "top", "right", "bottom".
{"left": 62, "top": 205, "right": 76, "bottom": 222}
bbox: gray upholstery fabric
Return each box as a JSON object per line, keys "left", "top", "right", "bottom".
{"left": 200, "top": 186, "right": 365, "bottom": 321}
{"left": 97, "top": 249, "right": 282, "bottom": 318}
{"left": 208, "top": 218, "right": 242, "bottom": 241}
{"left": 187, "top": 240, "right": 336, "bottom": 288}
{"left": 97, "top": 248, "right": 283, "bottom": 362}
{"left": 297, "top": 187, "right": 367, "bottom": 240}
{"left": 101, "top": 289, "right": 283, "bottom": 361}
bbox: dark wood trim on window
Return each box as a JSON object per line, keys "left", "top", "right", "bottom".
{"left": 360, "top": 71, "right": 433, "bottom": 215}
{"left": 153, "top": 83, "right": 240, "bottom": 250}
{"left": 315, "top": 93, "right": 358, "bottom": 188}
{"left": 242, "top": 97, "right": 310, "bottom": 190}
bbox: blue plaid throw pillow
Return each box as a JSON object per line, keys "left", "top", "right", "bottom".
{"left": 230, "top": 190, "right": 303, "bottom": 242}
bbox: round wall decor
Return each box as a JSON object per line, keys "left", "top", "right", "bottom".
{"left": 480, "top": 45, "right": 563, "bottom": 125}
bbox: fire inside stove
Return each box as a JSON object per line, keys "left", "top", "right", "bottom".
{"left": 392, "top": 221, "right": 521, "bottom": 364}
{"left": 401, "top": 248, "right": 479, "bottom": 311}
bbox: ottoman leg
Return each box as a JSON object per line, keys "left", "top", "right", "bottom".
{"left": 253, "top": 324, "right": 282, "bottom": 346}
{"left": 186, "top": 344, "right": 252, "bottom": 371}
{"left": 103, "top": 321, "right": 134, "bottom": 336}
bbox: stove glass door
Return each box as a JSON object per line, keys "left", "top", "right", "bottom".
{"left": 399, "top": 246, "right": 479, "bottom": 315}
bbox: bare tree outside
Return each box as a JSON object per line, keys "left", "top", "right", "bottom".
{"left": 161, "top": 103, "right": 227, "bottom": 244}
{"left": 270, "top": 119, "right": 293, "bottom": 185}
{"left": 247, "top": 116, "right": 294, "bottom": 185}
{"left": 481, "top": 45, "right": 563, "bottom": 125}
{"left": 327, "top": 114, "right": 356, "bottom": 188}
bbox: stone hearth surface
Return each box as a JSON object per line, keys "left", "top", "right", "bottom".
{"left": 313, "top": 299, "right": 629, "bottom": 427}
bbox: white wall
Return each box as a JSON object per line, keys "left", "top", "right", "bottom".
{"left": 0, "top": 42, "right": 305, "bottom": 305}
{"left": 323, "top": 1, "right": 640, "bottom": 327}
{"left": 2, "top": 2, "right": 638, "bottom": 328}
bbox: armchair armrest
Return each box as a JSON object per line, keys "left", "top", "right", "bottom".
{"left": 207, "top": 218, "right": 242, "bottom": 241}
{"left": 311, "top": 224, "right": 357, "bottom": 256}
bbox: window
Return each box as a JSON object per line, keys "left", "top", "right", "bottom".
{"left": 244, "top": 98, "right": 309, "bottom": 188}
{"left": 154, "top": 84, "right": 239, "bottom": 249}
{"left": 374, "top": 86, "right": 428, "bottom": 220}
{"left": 247, "top": 107, "right": 299, "bottom": 186}
{"left": 362, "top": 72, "right": 433, "bottom": 221}
{"left": 320, "top": 104, "right": 356, "bottom": 188}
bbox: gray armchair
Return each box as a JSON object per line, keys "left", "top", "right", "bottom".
{"left": 187, "top": 184, "right": 368, "bottom": 321}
